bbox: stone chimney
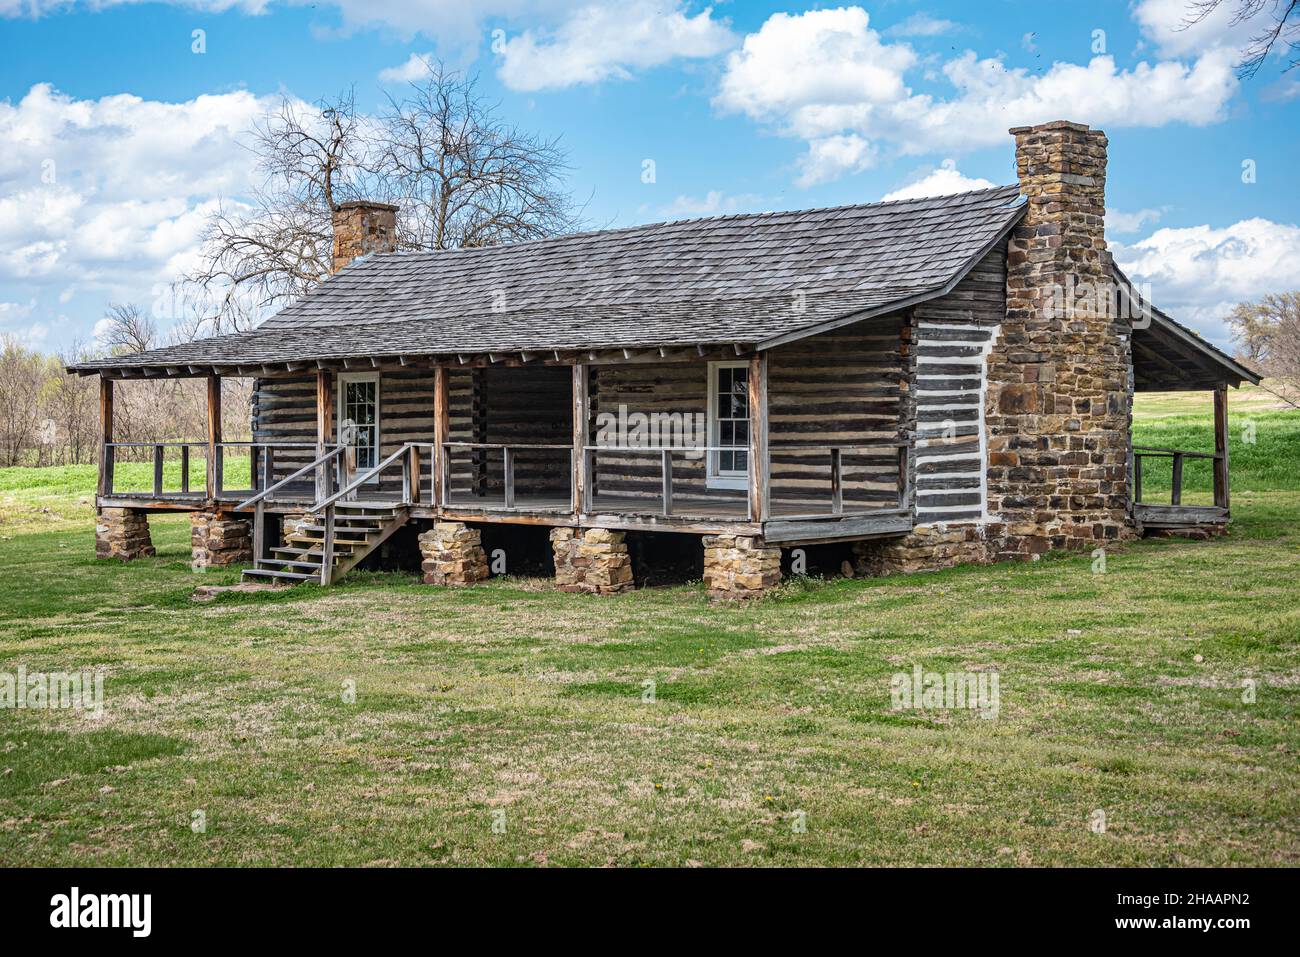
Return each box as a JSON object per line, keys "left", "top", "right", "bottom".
{"left": 331, "top": 200, "right": 399, "bottom": 273}
{"left": 987, "top": 120, "right": 1134, "bottom": 557}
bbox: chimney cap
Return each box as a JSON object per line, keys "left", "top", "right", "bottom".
{"left": 333, "top": 199, "right": 400, "bottom": 213}
{"left": 1009, "top": 120, "right": 1093, "bottom": 135}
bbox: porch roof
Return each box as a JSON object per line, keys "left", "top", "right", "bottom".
{"left": 1118, "top": 263, "right": 1261, "bottom": 390}
{"left": 70, "top": 185, "right": 1025, "bottom": 376}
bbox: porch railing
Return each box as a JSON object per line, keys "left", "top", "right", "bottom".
{"left": 1132, "top": 445, "right": 1228, "bottom": 509}
{"left": 579, "top": 439, "right": 910, "bottom": 521}
{"left": 104, "top": 436, "right": 918, "bottom": 527}
{"left": 101, "top": 441, "right": 207, "bottom": 499}
{"left": 235, "top": 446, "right": 346, "bottom": 565}
{"left": 100, "top": 440, "right": 332, "bottom": 500}
{"left": 309, "top": 443, "right": 433, "bottom": 586}
{"left": 581, "top": 444, "right": 750, "bottom": 518}
{"left": 767, "top": 441, "right": 911, "bottom": 520}
{"left": 439, "top": 442, "right": 574, "bottom": 511}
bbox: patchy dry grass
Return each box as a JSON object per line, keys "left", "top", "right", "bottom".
{"left": 0, "top": 398, "right": 1297, "bottom": 866}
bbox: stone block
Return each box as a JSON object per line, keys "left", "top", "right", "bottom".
{"left": 419, "top": 522, "right": 488, "bottom": 586}
{"left": 95, "top": 508, "right": 155, "bottom": 561}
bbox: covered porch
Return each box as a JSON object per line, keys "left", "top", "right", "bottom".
{"left": 87, "top": 330, "right": 915, "bottom": 545}
{"left": 1127, "top": 275, "right": 1258, "bottom": 535}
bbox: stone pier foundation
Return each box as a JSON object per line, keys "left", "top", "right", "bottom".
{"left": 852, "top": 525, "right": 999, "bottom": 576}
{"left": 190, "top": 510, "right": 252, "bottom": 569}
{"left": 550, "top": 527, "right": 634, "bottom": 594}
{"left": 95, "top": 507, "right": 155, "bottom": 561}
{"left": 702, "top": 534, "right": 781, "bottom": 599}
{"left": 419, "top": 522, "right": 489, "bottom": 586}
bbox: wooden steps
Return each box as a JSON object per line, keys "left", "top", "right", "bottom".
{"left": 241, "top": 504, "right": 410, "bottom": 586}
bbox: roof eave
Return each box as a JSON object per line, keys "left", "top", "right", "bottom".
{"left": 752, "top": 201, "right": 1027, "bottom": 351}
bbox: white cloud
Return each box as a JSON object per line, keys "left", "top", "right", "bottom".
{"left": 7, "top": 2, "right": 737, "bottom": 90}
{"left": 1262, "top": 75, "right": 1300, "bottom": 102}
{"left": 1114, "top": 218, "right": 1300, "bottom": 345}
{"left": 715, "top": 6, "right": 1240, "bottom": 185}
{"left": 0, "top": 299, "right": 35, "bottom": 323}
{"left": 496, "top": 1, "right": 734, "bottom": 91}
{"left": 797, "top": 134, "right": 877, "bottom": 187}
{"left": 378, "top": 52, "right": 437, "bottom": 84}
{"left": 1131, "top": 0, "right": 1257, "bottom": 59}
{"left": 2, "top": 2, "right": 567, "bottom": 66}
{"left": 1105, "top": 207, "right": 1163, "bottom": 235}
{"left": 0, "top": 299, "right": 46, "bottom": 347}
{"left": 1021, "top": 32, "right": 1037, "bottom": 54}
{"left": 659, "top": 190, "right": 764, "bottom": 218}
{"left": 0, "top": 83, "right": 272, "bottom": 344}
{"left": 884, "top": 12, "right": 956, "bottom": 38}
{"left": 90, "top": 315, "right": 116, "bottom": 345}
{"left": 881, "top": 159, "right": 995, "bottom": 201}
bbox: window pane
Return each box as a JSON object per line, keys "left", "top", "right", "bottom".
{"left": 734, "top": 420, "right": 748, "bottom": 445}
{"left": 720, "top": 420, "right": 733, "bottom": 446}
{"left": 719, "top": 451, "right": 734, "bottom": 472}
{"left": 734, "top": 450, "right": 747, "bottom": 471}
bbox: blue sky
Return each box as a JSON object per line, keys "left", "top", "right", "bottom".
{"left": 1, "top": 0, "right": 1298, "bottom": 352}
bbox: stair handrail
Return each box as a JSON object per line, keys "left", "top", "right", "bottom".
{"left": 235, "top": 445, "right": 344, "bottom": 512}
{"left": 313, "top": 443, "right": 413, "bottom": 512}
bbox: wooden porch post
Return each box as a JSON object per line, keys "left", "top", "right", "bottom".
{"left": 205, "top": 374, "right": 222, "bottom": 500}
{"left": 572, "top": 364, "right": 590, "bottom": 514}
{"left": 747, "top": 351, "right": 769, "bottom": 523}
{"left": 1214, "top": 384, "right": 1230, "bottom": 511}
{"left": 432, "top": 365, "right": 449, "bottom": 508}
{"left": 97, "top": 377, "right": 114, "bottom": 498}
{"left": 316, "top": 369, "right": 334, "bottom": 499}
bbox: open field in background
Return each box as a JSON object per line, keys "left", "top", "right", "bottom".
{"left": 0, "top": 387, "right": 1296, "bottom": 866}
{"left": 1131, "top": 384, "right": 1300, "bottom": 503}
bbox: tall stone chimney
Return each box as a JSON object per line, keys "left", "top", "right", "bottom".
{"left": 987, "top": 120, "right": 1134, "bottom": 557}
{"left": 331, "top": 200, "right": 399, "bottom": 273}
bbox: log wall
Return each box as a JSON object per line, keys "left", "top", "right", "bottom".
{"left": 249, "top": 243, "right": 1003, "bottom": 518}
{"left": 910, "top": 245, "right": 1006, "bottom": 525}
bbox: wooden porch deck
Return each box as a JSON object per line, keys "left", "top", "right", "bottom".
{"left": 99, "top": 484, "right": 914, "bottom": 543}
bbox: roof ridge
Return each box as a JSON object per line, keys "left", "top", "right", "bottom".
{"left": 370, "top": 184, "right": 1023, "bottom": 261}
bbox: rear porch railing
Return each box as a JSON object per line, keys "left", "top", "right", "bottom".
{"left": 1132, "top": 445, "right": 1228, "bottom": 509}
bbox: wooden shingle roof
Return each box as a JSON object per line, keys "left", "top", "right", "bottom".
{"left": 71, "top": 185, "right": 1025, "bottom": 374}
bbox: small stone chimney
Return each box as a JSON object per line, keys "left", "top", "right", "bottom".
{"left": 987, "top": 120, "right": 1134, "bottom": 557}
{"left": 331, "top": 200, "right": 399, "bottom": 273}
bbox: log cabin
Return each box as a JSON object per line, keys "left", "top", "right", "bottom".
{"left": 69, "top": 120, "right": 1259, "bottom": 597}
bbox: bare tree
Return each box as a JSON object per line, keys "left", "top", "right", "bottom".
{"left": 187, "top": 65, "right": 581, "bottom": 329}
{"left": 1227, "top": 291, "right": 1300, "bottom": 384}
{"left": 1184, "top": 0, "right": 1300, "bottom": 76}
{"left": 49, "top": 342, "right": 99, "bottom": 465}
{"left": 188, "top": 91, "right": 371, "bottom": 329}
{"left": 376, "top": 62, "right": 581, "bottom": 249}
{"left": 96, "top": 303, "right": 157, "bottom": 356}
{"left": 0, "top": 336, "right": 44, "bottom": 467}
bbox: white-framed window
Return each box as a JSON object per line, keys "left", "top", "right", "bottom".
{"left": 707, "top": 361, "right": 749, "bottom": 490}
{"left": 337, "top": 372, "right": 380, "bottom": 483}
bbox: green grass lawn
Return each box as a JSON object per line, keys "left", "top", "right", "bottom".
{"left": 0, "top": 391, "right": 1296, "bottom": 866}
